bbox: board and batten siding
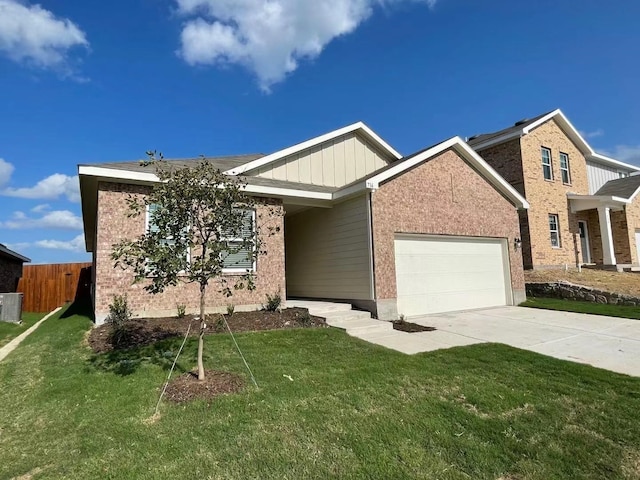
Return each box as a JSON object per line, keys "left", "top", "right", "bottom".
{"left": 254, "top": 133, "right": 392, "bottom": 187}
{"left": 587, "top": 160, "right": 632, "bottom": 194}
{"left": 285, "top": 195, "right": 373, "bottom": 300}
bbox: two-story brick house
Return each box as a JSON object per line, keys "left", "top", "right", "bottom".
{"left": 468, "top": 109, "right": 640, "bottom": 270}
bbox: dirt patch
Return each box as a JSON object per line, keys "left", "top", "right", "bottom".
{"left": 88, "top": 307, "right": 326, "bottom": 354}
{"left": 392, "top": 320, "right": 436, "bottom": 333}
{"left": 164, "top": 370, "right": 245, "bottom": 403}
{"left": 526, "top": 269, "right": 640, "bottom": 297}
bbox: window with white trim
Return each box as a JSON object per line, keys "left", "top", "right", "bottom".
{"left": 541, "top": 147, "right": 553, "bottom": 180}
{"left": 221, "top": 209, "right": 256, "bottom": 272}
{"left": 549, "top": 214, "right": 561, "bottom": 248}
{"left": 559, "top": 152, "right": 571, "bottom": 184}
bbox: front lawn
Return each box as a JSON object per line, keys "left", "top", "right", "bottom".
{"left": 0, "top": 312, "right": 45, "bottom": 348}
{"left": 2, "top": 307, "right": 640, "bottom": 479}
{"left": 522, "top": 297, "right": 640, "bottom": 320}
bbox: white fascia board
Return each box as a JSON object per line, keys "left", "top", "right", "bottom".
{"left": 224, "top": 121, "right": 402, "bottom": 176}
{"left": 79, "top": 165, "right": 159, "bottom": 183}
{"left": 567, "top": 193, "right": 631, "bottom": 204}
{"left": 242, "top": 184, "right": 332, "bottom": 201}
{"left": 78, "top": 165, "right": 333, "bottom": 202}
{"left": 332, "top": 180, "right": 369, "bottom": 201}
{"left": 627, "top": 185, "right": 640, "bottom": 203}
{"left": 365, "top": 137, "right": 530, "bottom": 209}
{"left": 588, "top": 153, "right": 640, "bottom": 172}
{"left": 521, "top": 109, "right": 562, "bottom": 134}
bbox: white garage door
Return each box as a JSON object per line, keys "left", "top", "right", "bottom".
{"left": 394, "top": 235, "right": 510, "bottom": 317}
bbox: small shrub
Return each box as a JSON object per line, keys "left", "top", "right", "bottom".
{"left": 398, "top": 314, "right": 406, "bottom": 322}
{"left": 299, "top": 310, "right": 312, "bottom": 327}
{"left": 264, "top": 291, "right": 282, "bottom": 312}
{"left": 226, "top": 304, "right": 235, "bottom": 316}
{"left": 176, "top": 303, "right": 187, "bottom": 319}
{"left": 215, "top": 316, "right": 226, "bottom": 333}
{"left": 107, "top": 294, "right": 132, "bottom": 347}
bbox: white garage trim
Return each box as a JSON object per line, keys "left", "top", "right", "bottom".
{"left": 394, "top": 234, "right": 513, "bottom": 317}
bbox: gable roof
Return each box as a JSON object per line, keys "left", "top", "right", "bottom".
{"left": 224, "top": 121, "right": 402, "bottom": 176}
{"left": 595, "top": 175, "right": 640, "bottom": 201}
{"left": 468, "top": 109, "right": 640, "bottom": 172}
{"left": 0, "top": 244, "right": 30, "bottom": 263}
{"left": 335, "top": 137, "right": 529, "bottom": 209}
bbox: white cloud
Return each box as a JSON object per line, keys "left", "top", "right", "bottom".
{"left": 580, "top": 128, "right": 604, "bottom": 139}
{"left": 0, "top": 209, "right": 83, "bottom": 230}
{"left": 8, "top": 233, "right": 86, "bottom": 253}
{"left": 599, "top": 145, "right": 640, "bottom": 166}
{"left": 3, "top": 172, "right": 80, "bottom": 202}
{"left": 0, "top": 0, "right": 88, "bottom": 73}
{"left": 35, "top": 233, "right": 85, "bottom": 252}
{"left": 0, "top": 158, "right": 14, "bottom": 187}
{"left": 31, "top": 203, "right": 51, "bottom": 213}
{"left": 176, "top": 0, "right": 436, "bottom": 90}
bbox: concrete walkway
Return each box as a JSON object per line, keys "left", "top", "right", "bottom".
{"left": 0, "top": 307, "right": 62, "bottom": 363}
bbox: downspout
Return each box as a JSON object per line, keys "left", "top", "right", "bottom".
{"left": 366, "top": 189, "right": 377, "bottom": 307}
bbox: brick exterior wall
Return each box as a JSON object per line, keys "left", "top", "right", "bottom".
{"left": 370, "top": 148, "right": 525, "bottom": 311}
{"left": 93, "top": 181, "right": 286, "bottom": 323}
{"left": 0, "top": 257, "right": 23, "bottom": 293}
{"left": 519, "top": 119, "right": 590, "bottom": 268}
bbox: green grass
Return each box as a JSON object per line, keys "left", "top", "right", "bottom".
{"left": 0, "top": 312, "right": 46, "bottom": 348}
{"left": 2, "top": 307, "right": 640, "bottom": 479}
{"left": 523, "top": 296, "right": 640, "bottom": 320}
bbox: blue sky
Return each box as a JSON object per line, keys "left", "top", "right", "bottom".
{"left": 1, "top": 0, "right": 639, "bottom": 264}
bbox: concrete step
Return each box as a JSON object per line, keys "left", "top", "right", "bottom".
{"left": 327, "top": 317, "right": 394, "bottom": 335}
{"left": 286, "top": 300, "right": 353, "bottom": 316}
{"left": 322, "top": 310, "right": 373, "bottom": 323}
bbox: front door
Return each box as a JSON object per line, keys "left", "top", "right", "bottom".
{"left": 578, "top": 221, "right": 591, "bottom": 263}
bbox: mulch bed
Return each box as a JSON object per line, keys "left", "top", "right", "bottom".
{"left": 88, "top": 307, "right": 326, "bottom": 354}
{"left": 164, "top": 370, "right": 245, "bottom": 403}
{"left": 392, "top": 319, "right": 436, "bottom": 333}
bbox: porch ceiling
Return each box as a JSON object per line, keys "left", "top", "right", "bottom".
{"left": 568, "top": 194, "right": 629, "bottom": 213}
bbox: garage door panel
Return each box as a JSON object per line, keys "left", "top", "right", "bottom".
{"left": 394, "top": 236, "right": 509, "bottom": 317}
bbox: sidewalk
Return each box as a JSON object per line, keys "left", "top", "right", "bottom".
{"left": 0, "top": 307, "right": 62, "bottom": 362}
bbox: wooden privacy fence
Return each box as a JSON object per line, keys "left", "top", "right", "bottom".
{"left": 17, "top": 262, "right": 92, "bottom": 313}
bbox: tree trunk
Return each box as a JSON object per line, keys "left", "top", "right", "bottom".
{"left": 198, "top": 283, "right": 206, "bottom": 381}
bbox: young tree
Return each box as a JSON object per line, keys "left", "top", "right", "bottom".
{"left": 112, "top": 153, "right": 280, "bottom": 380}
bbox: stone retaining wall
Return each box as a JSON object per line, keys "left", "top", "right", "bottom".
{"left": 526, "top": 282, "right": 640, "bottom": 306}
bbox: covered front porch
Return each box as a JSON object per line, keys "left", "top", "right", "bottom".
{"left": 568, "top": 194, "right": 636, "bottom": 270}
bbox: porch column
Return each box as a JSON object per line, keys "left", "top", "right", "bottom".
{"left": 597, "top": 206, "right": 617, "bottom": 265}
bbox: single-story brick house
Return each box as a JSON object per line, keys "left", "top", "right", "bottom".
{"left": 0, "top": 244, "right": 30, "bottom": 293}
{"left": 79, "top": 123, "right": 529, "bottom": 324}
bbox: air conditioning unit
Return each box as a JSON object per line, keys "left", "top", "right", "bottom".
{"left": 0, "top": 293, "right": 23, "bottom": 323}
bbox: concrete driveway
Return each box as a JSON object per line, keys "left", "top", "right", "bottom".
{"left": 408, "top": 307, "right": 640, "bottom": 377}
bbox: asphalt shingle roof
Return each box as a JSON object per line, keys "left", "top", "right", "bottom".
{"left": 467, "top": 111, "right": 554, "bottom": 148}
{"left": 594, "top": 175, "right": 640, "bottom": 199}
{"left": 82, "top": 155, "right": 338, "bottom": 194}
{"left": 87, "top": 154, "right": 264, "bottom": 174}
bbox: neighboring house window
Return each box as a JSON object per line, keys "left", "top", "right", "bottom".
{"left": 221, "top": 209, "right": 256, "bottom": 273}
{"left": 549, "top": 214, "right": 561, "bottom": 248}
{"left": 541, "top": 147, "right": 553, "bottom": 180}
{"left": 146, "top": 203, "right": 189, "bottom": 262}
{"left": 559, "top": 152, "right": 571, "bottom": 184}
{"left": 619, "top": 171, "right": 630, "bottom": 178}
